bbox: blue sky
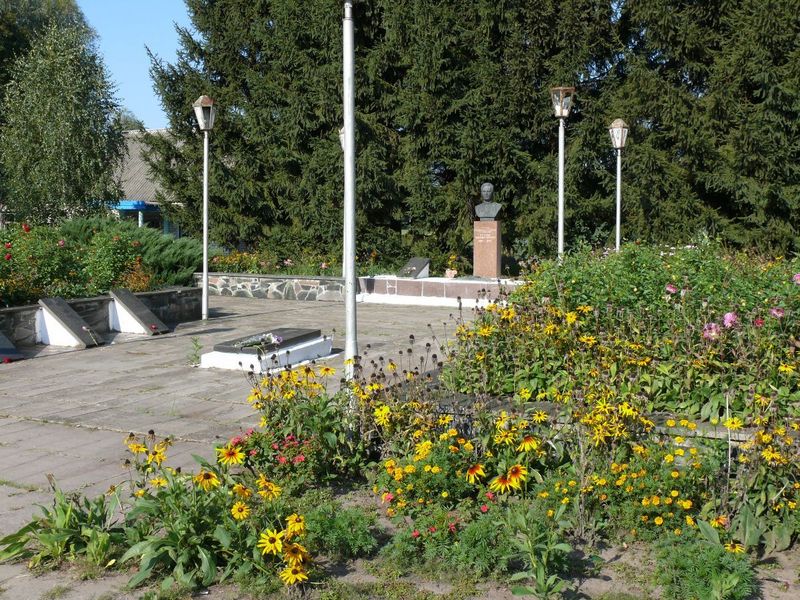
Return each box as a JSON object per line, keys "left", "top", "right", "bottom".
{"left": 77, "top": 1, "right": 192, "bottom": 130}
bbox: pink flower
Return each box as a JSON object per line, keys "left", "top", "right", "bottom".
{"left": 428, "top": 526, "right": 437, "bottom": 533}
{"left": 793, "top": 273, "right": 800, "bottom": 285}
{"left": 277, "top": 455, "right": 287, "bottom": 464}
{"left": 770, "top": 307, "right": 785, "bottom": 319}
{"left": 4, "top": 242, "right": 10, "bottom": 249}
{"left": 485, "top": 491, "right": 495, "bottom": 501}
{"left": 753, "top": 317, "right": 765, "bottom": 328}
{"left": 292, "top": 454, "right": 305, "bottom": 464}
{"left": 665, "top": 283, "right": 678, "bottom": 294}
{"left": 411, "top": 529, "right": 420, "bottom": 539}
{"left": 249, "top": 449, "right": 258, "bottom": 456}
{"left": 480, "top": 504, "right": 489, "bottom": 513}
{"left": 245, "top": 428, "right": 254, "bottom": 437}
{"left": 271, "top": 443, "right": 279, "bottom": 450}
{"left": 230, "top": 436, "right": 242, "bottom": 446}
{"left": 449, "top": 522, "right": 457, "bottom": 533}
{"left": 723, "top": 312, "right": 738, "bottom": 328}
{"left": 57, "top": 239, "right": 65, "bottom": 247}
{"left": 702, "top": 322, "right": 721, "bottom": 341}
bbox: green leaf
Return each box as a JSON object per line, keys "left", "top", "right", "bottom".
{"left": 191, "top": 454, "right": 212, "bottom": 468}
{"left": 213, "top": 525, "right": 231, "bottom": 549}
{"left": 697, "top": 519, "right": 721, "bottom": 546}
{"left": 198, "top": 547, "right": 216, "bottom": 586}
{"left": 323, "top": 432, "right": 338, "bottom": 449}
{"left": 120, "top": 539, "right": 158, "bottom": 564}
{"left": 511, "top": 585, "right": 534, "bottom": 595}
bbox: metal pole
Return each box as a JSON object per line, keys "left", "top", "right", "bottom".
{"left": 615, "top": 148, "right": 622, "bottom": 252}
{"left": 343, "top": 1, "right": 358, "bottom": 379}
{"left": 557, "top": 117, "right": 565, "bottom": 258}
{"left": 202, "top": 130, "right": 209, "bottom": 320}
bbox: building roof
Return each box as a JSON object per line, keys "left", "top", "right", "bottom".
{"left": 117, "top": 129, "right": 168, "bottom": 205}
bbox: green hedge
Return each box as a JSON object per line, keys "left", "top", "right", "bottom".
{"left": 0, "top": 218, "right": 203, "bottom": 306}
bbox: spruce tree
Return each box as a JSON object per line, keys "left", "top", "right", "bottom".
{"left": 146, "top": 0, "right": 403, "bottom": 257}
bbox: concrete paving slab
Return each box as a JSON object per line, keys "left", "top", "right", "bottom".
{"left": 0, "top": 296, "right": 465, "bottom": 598}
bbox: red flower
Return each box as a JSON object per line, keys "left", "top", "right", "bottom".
{"left": 2, "top": 357, "right": 11, "bottom": 364}
{"left": 4, "top": 253, "right": 11, "bottom": 260}
{"left": 448, "top": 522, "right": 457, "bottom": 533}
{"left": 428, "top": 526, "right": 436, "bottom": 533}
{"left": 754, "top": 318, "right": 765, "bottom": 328}
{"left": 411, "top": 529, "right": 420, "bottom": 539}
{"left": 292, "top": 454, "right": 305, "bottom": 464}
{"left": 21, "top": 223, "right": 30, "bottom": 233}
{"left": 480, "top": 504, "right": 489, "bottom": 513}
{"left": 277, "top": 455, "right": 287, "bottom": 464}
{"left": 4, "top": 242, "right": 10, "bottom": 249}
{"left": 485, "top": 491, "right": 495, "bottom": 501}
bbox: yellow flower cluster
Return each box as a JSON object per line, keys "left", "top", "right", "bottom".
{"left": 257, "top": 513, "right": 310, "bottom": 585}
{"left": 247, "top": 367, "right": 329, "bottom": 411}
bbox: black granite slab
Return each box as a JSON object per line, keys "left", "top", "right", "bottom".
{"left": 38, "top": 297, "right": 103, "bottom": 348}
{"left": 0, "top": 331, "right": 24, "bottom": 361}
{"left": 399, "top": 257, "right": 430, "bottom": 279}
{"left": 213, "top": 327, "right": 321, "bottom": 354}
{"left": 110, "top": 288, "right": 170, "bottom": 335}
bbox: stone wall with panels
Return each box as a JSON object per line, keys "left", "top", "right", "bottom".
{"left": 0, "top": 287, "right": 201, "bottom": 346}
{"left": 197, "top": 273, "right": 520, "bottom": 302}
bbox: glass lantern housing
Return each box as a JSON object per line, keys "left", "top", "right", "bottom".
{"left": 193, "top": 95, "right": 217, "bottom": 131}
{"left": 550, "top": 86, "right": 576, "bottom": 118}
{"left": 608, "top": 118, "right": 629, "bottom": 149}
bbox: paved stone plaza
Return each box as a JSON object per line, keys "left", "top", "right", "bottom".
{"left": 0, "top": 296, "right": 464, "bottom": 596}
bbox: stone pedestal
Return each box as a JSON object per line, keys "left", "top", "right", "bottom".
{"left": 473, "top": 220, "right": 501, "bottom": 278}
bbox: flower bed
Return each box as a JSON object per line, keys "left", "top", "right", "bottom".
{"left": 1, "top": 242, "right": 798, "bottom": 598}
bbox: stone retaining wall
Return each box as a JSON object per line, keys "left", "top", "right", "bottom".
{"left": 0, "top": 287, "right": 201, "bottom": 346}
{"left": 198, "top": 272, "right": 520, "bottom": 302}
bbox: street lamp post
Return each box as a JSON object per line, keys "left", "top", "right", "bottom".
{"left": 342, "top": 2, "right": 357, "bottom": 379}
{"left": 608, "top": 118, "right": 629, "bottom": 253}
{"left": 550, "top": 86, "right": 575, "bottom": 259}
{"left": 193, "top": 95, "right": 217, "bottom": 321}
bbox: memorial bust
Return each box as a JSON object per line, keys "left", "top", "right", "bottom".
{"left": 475, "top": 182, "right": 502, "bottom": 221}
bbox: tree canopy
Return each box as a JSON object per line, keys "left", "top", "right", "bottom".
{"left": 0, "top": 23, "right": 125, "bottom": 223}
{"left": 0, "top": 0, "right": 87, "bottom": 89}
{"left": 147, "top": 0, "right": 800, "bottom": 264}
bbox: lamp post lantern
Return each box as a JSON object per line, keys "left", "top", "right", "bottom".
{"left": 550, "top": 86, "right": 575, "bottom": 259}
{"left": 608, "top": 118, "right": 629, "bottom": 253}
{"left": 193, "top": 95, "right": 217, "bottom": 320}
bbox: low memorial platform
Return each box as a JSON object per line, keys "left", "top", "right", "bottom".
{"left": 199, "top": 327, "right": 333, "bottom": 373}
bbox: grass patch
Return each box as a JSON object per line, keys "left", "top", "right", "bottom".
{"left": 0, "top": 478, "right": 39, "bottom": 492}
{"left": 40, "top": 584, "right": 72, "bottom": 600}
{"left": 318, "top": 580, "right": 476, "bottom": 600}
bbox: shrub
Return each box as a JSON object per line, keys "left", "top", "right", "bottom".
{"left": 302, "top": 498, "right": 378, "bottom": 561}
{"left": 655, "top": 539, "right": 756, "bottom": 600}
{"left": 0, "top": 218, "right": 203, "bottom": 306}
